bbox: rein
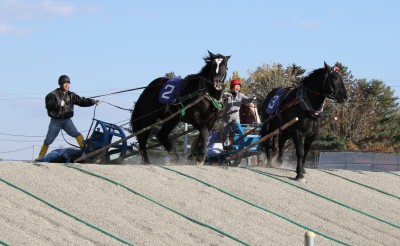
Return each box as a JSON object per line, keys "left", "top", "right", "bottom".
{"left": 88, "top": 84, "right": 163, "bottom": 99}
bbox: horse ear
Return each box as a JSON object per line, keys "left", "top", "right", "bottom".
{"left": 207, "top": 50, "right": 216, "bottom": 59}
{"left": 323, "top": 61, "right": 331, "bottom": 70}
{"left": 226, "top": 55, "right": 231, "bottom": 61}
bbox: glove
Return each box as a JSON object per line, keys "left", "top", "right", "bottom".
{"left": 60, "top": 100, "right": 65, "bottom": 107}
{"left": 252, "top": 96, "right": 257, "bottom": 101}
{"left": 95, "top": 100, "right": 101, "bottom": 105}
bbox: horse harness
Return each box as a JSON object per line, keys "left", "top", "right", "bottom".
{"left": 165, "top": 76, "right": 223, "bottom": 116}
{"left": 264, "top": 84, "right": 327, "bottom": 132}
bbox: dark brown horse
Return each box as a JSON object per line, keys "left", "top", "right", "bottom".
{"left": 131, "top": 51, "right": 230, "bottom": 165}
{"left": 260, "top": 62, "right": 348, "bottom": 180}
{"left": 239, "top": 102, "right": 260, "bottom": 125}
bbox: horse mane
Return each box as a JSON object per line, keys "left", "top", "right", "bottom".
{"left": 184, "top": 53, "right": 218, "bottom": 80}
{"left": 300, "top": 67, "right": 325, "bottom": 86}
{"left": 199, "top": 54, "right": 215, "bottom": 76}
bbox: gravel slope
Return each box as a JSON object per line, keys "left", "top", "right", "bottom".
{"left": 1, "top": 161, "right": 399, "bottom": 245}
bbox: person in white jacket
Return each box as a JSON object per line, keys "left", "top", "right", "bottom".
{"left": 222, "top": 79, "right": 256, "bottom": 147}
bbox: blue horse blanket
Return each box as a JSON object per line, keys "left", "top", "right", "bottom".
{"left": 265, "top": 88, "right": 286, "bottom": 114}
{"left": 159, "top": 77, "right": 184, "bottom": 104}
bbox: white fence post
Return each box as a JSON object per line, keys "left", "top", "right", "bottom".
{"left": 305, "top": 231, "right": 315, "bottom": 246}
{"left": 183, "top": 123, "right": 188, "bottom": 156}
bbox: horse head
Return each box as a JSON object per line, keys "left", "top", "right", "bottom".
{"left": 322, "top": 62, "right": 348, "bottom": 103}
{"left": 202, "top": 50, "right": 231, "bottom": 91}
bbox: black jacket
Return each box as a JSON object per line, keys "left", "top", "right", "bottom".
{"left": 45, "top": 88, "right": 95, "bottom": 119}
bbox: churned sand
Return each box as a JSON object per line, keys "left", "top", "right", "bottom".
{"left": 1, "top": 161, "right": 399, "bottom": 245}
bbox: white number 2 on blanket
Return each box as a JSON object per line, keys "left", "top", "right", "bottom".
{"left": 161, "top": 84, "right": 175, "bottom": 100}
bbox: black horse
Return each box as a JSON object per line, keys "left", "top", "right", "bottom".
{"left": 131, "top": 51, "right": 230, "bottom": 165}
{"left": 260, "top": 62, "right": 348, "bottom": 181}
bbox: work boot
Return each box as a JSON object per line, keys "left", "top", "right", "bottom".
{"left": 75, "top": 135, "right": 85, "bottom": 148}
{"left": 37, "top": 144, "right": 49, "bottom": 160}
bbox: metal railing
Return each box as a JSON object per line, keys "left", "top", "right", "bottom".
{"left": 317, "top": 151, "right": 400, "bottom": 171}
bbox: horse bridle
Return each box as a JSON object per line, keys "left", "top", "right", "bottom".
{"left": 301, "top": 69, "right": 338, "bottom": 100}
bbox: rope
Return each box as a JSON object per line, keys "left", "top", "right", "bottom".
{"left": 102, "top": 101, "right": 132, "bottom": 111}
{"left": 0, "top": 176, "right": 134, "bottom": 245}
{"left": 159, "top": 166, "right": 349, "bottom": 245}
{"left": 87, "top": 75, "right": 207, "bottom": 99}
{"left": 65, "top": 165, "right": 251, "bottom": 246}
{"left": 247, "top": 168, "right": 400, "bottom": 229}
{"left": 320, "top": 170, "right": 400, "bottom": 200}
{"left": 89, "top": 86, "right": 151, "bottom": 99}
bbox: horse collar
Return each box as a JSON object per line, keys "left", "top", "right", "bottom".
{"left": 297, "top": 87, "right": 325, "bottom": 118}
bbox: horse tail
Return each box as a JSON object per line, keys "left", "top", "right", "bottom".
{"left": 260, "top": 110, "right": 280, "bottom": 152}
{"left": 259, "top": 118, "right": 268, "bottom": 151}
{"left": 130, "top": 103, "right": 141, "bottom": 133}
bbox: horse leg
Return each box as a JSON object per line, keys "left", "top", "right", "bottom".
{"left": 301, "top": 135, "right": 316, "bottom": 174}
{"left": 263, "top": 138, "right": 274, "bottom": 167}
{"left": 292, "top": 133, "right": 305, "bottom": 181}
{"left": 188, "top": 120, "right": 209, "bottom": 165}
{"left": 276, "top": 133, "right": 289, "bottom": 165}
{"left": 156, "top": 117, "right": 180, "bottom": 162}
{"left": 195, "top": 125, "right": 209, "bottom": 165}
{"left": 137, "top": 131, "right": 151, "bottom": 164}
{"left": 261, "top": 123, "right": 275, "bottom": 167}
{"left": 187, "top": 135, "right": 199, "bottom": 162}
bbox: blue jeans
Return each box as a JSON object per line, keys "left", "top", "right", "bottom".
{"left": 44, "top": 118, "right": 81, "bottom": 146}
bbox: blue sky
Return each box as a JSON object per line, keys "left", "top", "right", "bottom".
{"left": 1, "top": 0, "right": 399, "bottom": 160}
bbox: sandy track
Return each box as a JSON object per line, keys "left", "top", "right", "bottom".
{"left": 1, "top": 161, "right": 399, "bottom": 245}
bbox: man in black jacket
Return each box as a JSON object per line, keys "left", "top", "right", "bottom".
{"left": 37, "top": 75, "right": 100, "bottom": 159}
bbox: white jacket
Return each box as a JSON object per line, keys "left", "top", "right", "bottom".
{"left": 222, "top": 91, "right": 254, "bottom": 123}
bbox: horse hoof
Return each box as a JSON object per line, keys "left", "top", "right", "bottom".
{"left": 295, "top": 175, "right": 306, "bottom": 182}
{"left": 196, "top": 161, "right": 205, "bottom": 166}
{"left": 238, "top": 163, "right": 247, "bottom": 168}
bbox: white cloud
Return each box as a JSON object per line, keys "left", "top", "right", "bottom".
{"left": 300, "top": 20, "right": 318, "bottom": 29}
{"left": 0, "top": 22, "right": 33, "bottom": 35}
{"left": 0, "top": 0, "right": 75, "bottom": 20}
{"left": 0, "top": 1, "right": 102, "bottom": 36}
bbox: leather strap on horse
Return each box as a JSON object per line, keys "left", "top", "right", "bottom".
{"left": 279, "top": 98, "right": 299, "bottom": 112}
{"left": 174, "top": 90, "right": 203, "bottom": 117}
{"left": 205, "top": 94, "right": 223, "bottom": 109}
{"left": 74, "top": 93, "right": 207, "bottom": 163}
